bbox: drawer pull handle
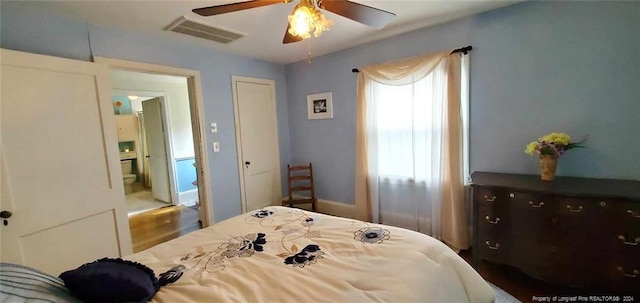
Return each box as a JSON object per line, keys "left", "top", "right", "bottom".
{"left": 484, "top": 195, "right": 496, "bottom": 202}
{"left": 617, "top": 267, "right": 639, "bottom": 278}
{"left": 618, "top": 235, "right": 640, "bottom": 246}
{"left": 599, "top": 201, "right": 606, "bottom": 207}
{"left": 628, "top": 210, "right": 640, "bottom": 218}
{"left": 485, "top": 241, "right": 500, "bottom": 250}
{"left": 529, "top": 201, "right": 544, "bottom": 208}
{"left": 566, "top": 205, "right": 583, "bottom": 213}
{"left": 509, "top": 193, "right": 515, "bottom": 198}
{"left": 485, "top": 216, "right": 500, "bottom": 224}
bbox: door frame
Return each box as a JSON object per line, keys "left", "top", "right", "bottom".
{"left": 112, "top": 90, "right": 178, "bottom": 205}
{"left": 231, "top": 75, "right": 281, "bottom": 213}
{"left": 95, "top": 56, "right": 213, "bottom": 226}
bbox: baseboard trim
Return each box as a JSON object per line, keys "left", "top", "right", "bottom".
{"left": 282, "top": 196, "right": 355, "bottom": 219}
{"left": 179, "top": 189, "right": 198, "bottom": 207}
{"left": 317, "top": 199, "right": 355, "bottom": 219}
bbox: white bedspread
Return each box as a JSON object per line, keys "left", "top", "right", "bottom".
{"left": 127, "top": 206, "right": 495, "bottom": 303}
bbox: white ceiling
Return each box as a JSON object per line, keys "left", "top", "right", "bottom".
{"left": 18, "top": 0, "right": 521, "bottom": 64}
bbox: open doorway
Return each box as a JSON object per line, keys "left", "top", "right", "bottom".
{"left": 110, "top": 71, "right": 199, "bottom": 216}
{"left": 113, "top": 92, "right": 173, "bottom": 215}
{"left": 100, "top": 62, "right": 210, "bottom": 252}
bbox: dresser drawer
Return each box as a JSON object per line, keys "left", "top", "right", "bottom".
{"left": 612, "top": 200, "right": 640, "bottom": 234}
{"left": 477, "top": 204, "right": 509, "bottom": 234}
{"left": 475, "top": 187, "right": 508, "bottom": 207}
{"left": 511, "top": 240, "right": 555, "bottom": 278}
{"left": 478, "top": 237, "right": 512, "bottom": 265}
{"left": 508, "top": 191, "right": 556, "bottom": 241}
{"left": 612, "top": 233, "right": 640, "bottom": 253}
{"left": 477, "top": 213, "right": 508, "bottom": 238}
{"left": 507, "top": 191, "right": 552, "bottom": 211}
{"left": 603, "top": 259, "right": 640, "bottom": 294}
{"left": 610, "top": 241, "right": 640, "bottom": 278}
{"left": 618, "top": 201, "right": 640, "bottom": 220}
{"left": 554, "top": 197, "right": 594, "bottom": 217}
{"left": 607, "top": 200, "right": 640, "bottom": 251}
{"left": 475, "top": 187, "right": 552, "bottom": 210}
{"left": 471, "top": 172, "right": 640, "bottom": 293}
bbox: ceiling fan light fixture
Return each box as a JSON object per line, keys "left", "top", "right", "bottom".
{"left": 313, "top": 11, "right": 333, "bottom": 37}
{"left": 287, "top": 0, "right": 333, "bottom": 39}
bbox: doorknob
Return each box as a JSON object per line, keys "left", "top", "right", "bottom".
{"left": 245, "top": 161, "right": 251, "bottom": 165}
{"left": 1, "top": 210, "right": 11, "bottom": 226}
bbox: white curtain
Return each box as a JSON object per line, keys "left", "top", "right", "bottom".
{"left": 355, "top": 50, "right": 469, "bottom": 249}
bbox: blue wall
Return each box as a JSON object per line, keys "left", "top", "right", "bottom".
{"left": 1, "top": 2, "right": 292, "bottom": 222}
{"left": 285, "top": 1, "right": 640, "bottom": 205}
{"left": 175, "top": 158, "right": 198, "bottom": 193}
{"left": 3, "top": 1, "right": 639, "bottom": 214}
{"left": 112, "top": 95, "right": 132, "bottom": 115}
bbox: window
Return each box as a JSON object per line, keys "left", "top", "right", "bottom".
{"left": 371, "top": 56, "right": 468, "bottom": 182}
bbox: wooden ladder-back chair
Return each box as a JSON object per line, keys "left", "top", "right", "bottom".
{"left": 282, "top": 163, "right": 317, "bottom": 211}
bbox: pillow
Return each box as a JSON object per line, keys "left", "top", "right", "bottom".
{"left": 0, "top": 263, "right": 82, "bottom": 303}
{"left": 59, "top": 258, "right": 159, "bottom": 303}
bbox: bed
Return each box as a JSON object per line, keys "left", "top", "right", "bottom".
{"left": 127, "top": 206, "right": 496, "bottom": 302}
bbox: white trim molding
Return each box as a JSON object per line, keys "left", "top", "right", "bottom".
{"left": 94, "top": 56, "right": 213, "bottom": 227}
{"left": 282, "top": 196, "right": 355, "bottom": 219}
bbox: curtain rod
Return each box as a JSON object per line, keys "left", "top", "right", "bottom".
{"left": 351, "top": 45, "right": 472, "bottom": 73}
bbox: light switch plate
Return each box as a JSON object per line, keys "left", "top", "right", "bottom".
{"left": 210, "top": 122, "right": 217, "bottom": 133}
{"left": 213, "top": 141, "right": 220, "bottom": 152}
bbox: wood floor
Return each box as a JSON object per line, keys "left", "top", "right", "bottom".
{"left": 459, "top": 250, "right": 622, "bottom": 302}
{"left": 129, "top": 205, "right": 201, "bottom": 253}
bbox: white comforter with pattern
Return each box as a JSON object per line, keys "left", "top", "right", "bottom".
{"left": 127, "top": 206, "right": 495, "bottom": 302}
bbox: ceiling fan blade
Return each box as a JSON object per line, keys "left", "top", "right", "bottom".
{"left": 283, "top": 23, "right": 303, "bottom": 44}
{"left": 321, "top": 0, "right": 395, "bottom": 29}
{"left": 193, "top": 0, "right": 282, "bottom": 17}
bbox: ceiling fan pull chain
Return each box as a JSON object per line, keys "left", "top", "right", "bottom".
{"left": 307, "top": 40, "right": 313, "bottom": 64}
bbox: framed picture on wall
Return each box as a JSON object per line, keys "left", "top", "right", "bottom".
{"left": 307, "top": 92, "right": 333, "bottom": 120}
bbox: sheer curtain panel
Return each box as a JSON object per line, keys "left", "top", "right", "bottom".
{"left": 354, "top": 50, "right": 469, "bottom": 250}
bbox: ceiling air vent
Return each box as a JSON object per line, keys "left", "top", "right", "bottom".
{"left": 165, "top": 16, "right": 245, "bottom": 44}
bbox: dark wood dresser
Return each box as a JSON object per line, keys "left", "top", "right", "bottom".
{"left": 471, "top": 172, "right": 640, "bottom": 293}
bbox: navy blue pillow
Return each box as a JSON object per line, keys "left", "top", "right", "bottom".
{"left": 59, "top": 258, "right": 158, "bottom": 303}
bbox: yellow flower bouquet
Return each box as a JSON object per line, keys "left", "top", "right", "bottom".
{"left": 525, "top": 132, "right": 586, "bottom": 157}
{"left": 525, "top": 132, "right": 585, "bottom": 181}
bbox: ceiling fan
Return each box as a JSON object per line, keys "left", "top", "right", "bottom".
{"left": 192, "top": 0, "right": 396, "bottom": 44}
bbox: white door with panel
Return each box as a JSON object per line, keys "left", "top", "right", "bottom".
{"left": 142, "top": 97, "right": 172, "bottom": 203}
{"left": 0, "top": 49, "right": 132, "bottom": 275}
{"left": 233, "top": 77, "right": 282, "bottom": 213}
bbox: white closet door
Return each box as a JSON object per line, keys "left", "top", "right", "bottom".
{"left": 233, "top": 77, "right": 281, "bottom": 213}
{"left": 0, "top": 49, "right": 132, "bottom": 275}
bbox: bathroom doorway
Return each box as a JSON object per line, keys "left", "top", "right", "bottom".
{"left": 113, "top": 90, "right": 175, "bottom": 216}
{"left": 110, "top": 70, "right": 200, "bottom": 217}
{"left": 95, "top": 56, "right": 212, "bottom": 252}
